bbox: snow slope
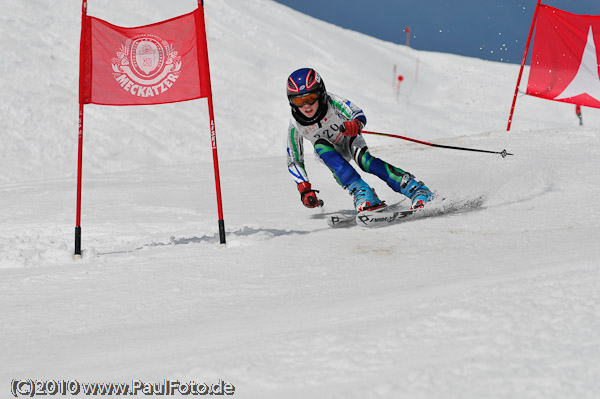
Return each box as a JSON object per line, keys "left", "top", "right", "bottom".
{"left": 1, "top": 0, "right": 600, "bottom": 398}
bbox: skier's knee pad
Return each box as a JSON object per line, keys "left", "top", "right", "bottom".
{"left": 354, "top": 147, "right": 373, "bottom": 172}
{"left": 354, "top": 148, "right": 410, "bottom": 190}
{"left": 315, "top": 139, "right": 360, "bottom": 187}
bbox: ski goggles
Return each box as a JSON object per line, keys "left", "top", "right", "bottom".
{"left": 289, "top": 92, "right": 319, "bottom": 107}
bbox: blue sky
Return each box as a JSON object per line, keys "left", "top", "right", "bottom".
{"left": 272, "top": 0, "right": 600, "bottom": 64}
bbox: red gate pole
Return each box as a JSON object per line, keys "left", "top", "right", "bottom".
{"left": 74, "top": 0, "right": 87, "bottom": 259}
{"left": 74, "top": 103, "right": 84, "bottom": 258}
{"left": 208, "top": 95, "right": 226, "bottom": 246}
{"left": 198, "top": 0, "right": 226, "bottom": 246}
{"left": 507, "top": 0, "right": 542, "bottom": 131}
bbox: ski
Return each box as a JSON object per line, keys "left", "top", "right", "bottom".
{"left": 355, "top": 196, "right": 484, "bottom": 228}
{"left": 326, "top": 212, "right": 357, "bottom": 228}
{"left": 356, "top": 208, "right": 417, "bottom": 227}
{"left": 326, "top": 200, "right": 408, "bottom": 228}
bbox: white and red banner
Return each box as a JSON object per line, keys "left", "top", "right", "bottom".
{"left": 79, "top": 9, "right": 211, "bottom": 105}
{"left": 527, "top": 5, "right": 600, "bottom": 108}
{"left": 74, "top": 2, "right": 226, "bottom": 256}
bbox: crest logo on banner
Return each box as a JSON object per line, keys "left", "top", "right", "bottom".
{"left": 111, "top": 34, "right": 182, "bottom": 98}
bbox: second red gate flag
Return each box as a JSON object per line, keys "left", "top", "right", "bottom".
{"left": 527, "top": 5, "right": 600, "bottom": 108}
{"left": 80, "top": 9, "right": 211, "bottom": 106}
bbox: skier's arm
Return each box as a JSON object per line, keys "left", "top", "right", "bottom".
{"left": 286, "top": 124, "right": 309, "bottom": 184}
{"left": 328, "top": 93, "right": 367, "bottom": 136}
{"left": 328, "top": 93, "right": 367, "bottom": 125}
{"left": 287, "top": 123, "right": 320, "bottom": 208}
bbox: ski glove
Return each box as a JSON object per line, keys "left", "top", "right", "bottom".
{"left": 297, "top": 182, "right": 320, "bottom": 208}
{"left": 340, "top": 119, "right": 363, "bottom": 137}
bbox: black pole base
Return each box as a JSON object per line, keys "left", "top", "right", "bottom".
{"left": 74, "top": 226, "right": 82, "bottom": 259}
{"left": 218, "top": 219, "right": 226, "bottom": 247}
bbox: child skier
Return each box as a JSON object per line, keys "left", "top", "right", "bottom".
{"left": 286, "top": 67, "right": 434, "bottom": 211}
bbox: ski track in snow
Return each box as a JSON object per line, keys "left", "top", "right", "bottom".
{"left": 2, "top": 0, "right": 600, "bottom": 398}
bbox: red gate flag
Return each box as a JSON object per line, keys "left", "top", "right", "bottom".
{"left": 80, "top": 9, "right": 211, "bottom": 105}
{"left": 75, "top": 1, "right": 227, "bottom": 258}
{"left": 527, "top": 5, "right": 600, "bottom": 108}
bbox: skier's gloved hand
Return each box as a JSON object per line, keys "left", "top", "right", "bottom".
{"left": 340, "top": 119, "right": 363, "bottom": 137}
{"left": 297, "top": 182, "right": 320, "bottom": 208}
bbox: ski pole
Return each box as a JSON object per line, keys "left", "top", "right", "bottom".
{"left": 362, "top": 130, "right": 513, "bottom": 158}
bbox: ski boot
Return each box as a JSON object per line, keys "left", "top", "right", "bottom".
{"left": 399, "top": 173, "right": 434, "bottom": 209}
{"left": 347, "top": 179, "right": 384, "bottom": 212}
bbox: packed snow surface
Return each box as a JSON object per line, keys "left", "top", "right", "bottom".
{"left": 1, "top": 0, "right": 600, "bottom": 398}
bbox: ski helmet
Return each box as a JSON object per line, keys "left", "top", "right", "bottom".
{"left": 287, "top": 68, "right": 326, "bottom": 101}
{"left": 286, "top": 68, "right": 328, "bottom": 124}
